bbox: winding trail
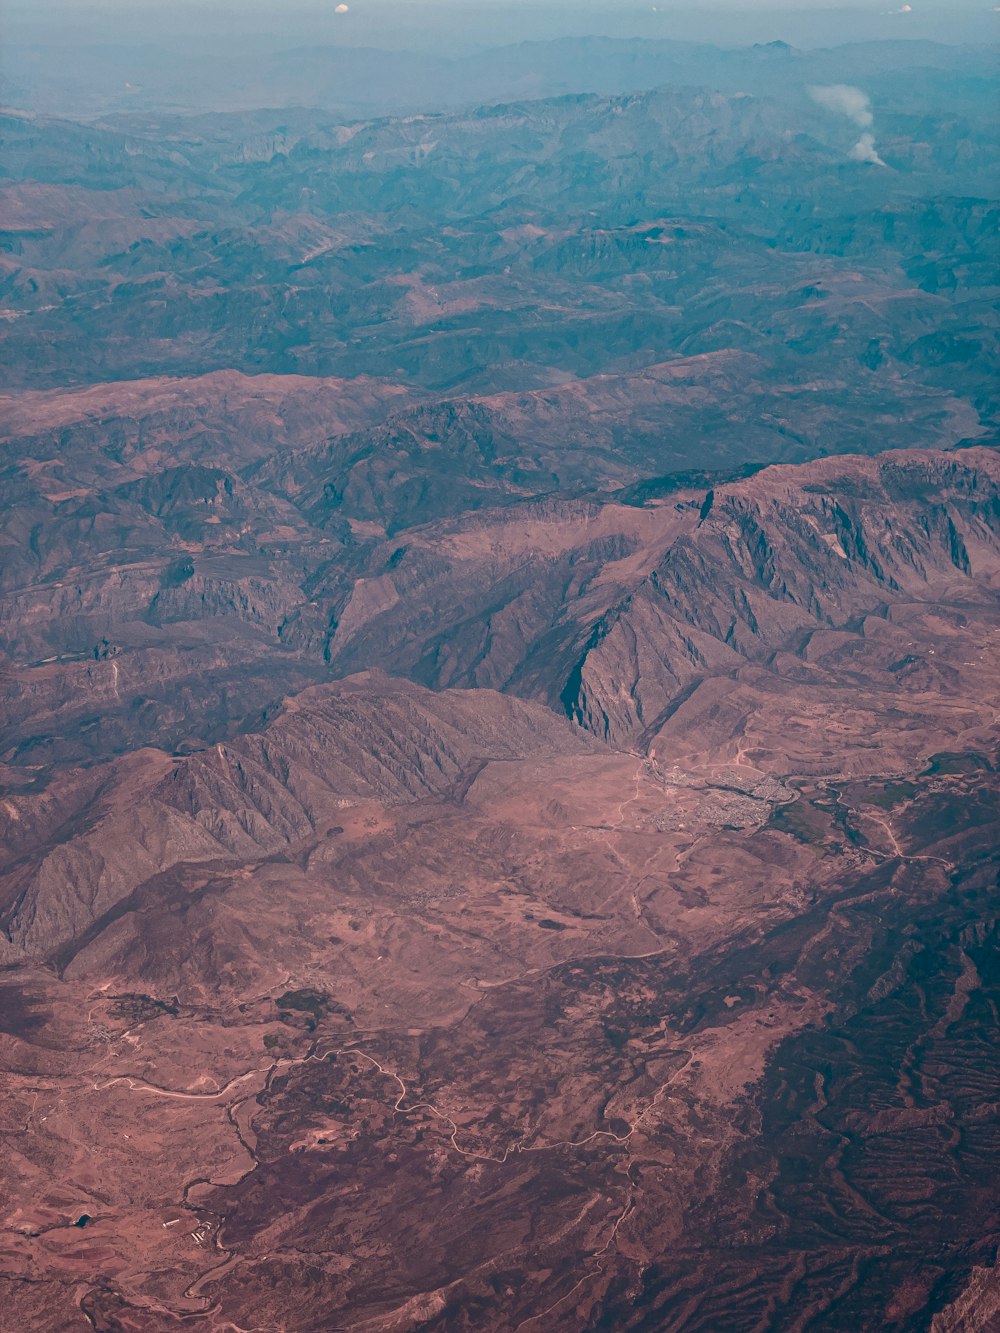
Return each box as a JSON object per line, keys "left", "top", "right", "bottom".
{"left": 865, "top": 810, "right": 951, "bottom": 868}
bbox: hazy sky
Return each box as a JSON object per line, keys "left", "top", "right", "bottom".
{"left": 4, "top": 0, "right": 997, "bottom": 53}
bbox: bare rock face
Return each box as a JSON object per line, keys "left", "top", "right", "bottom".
{"left": 562, "top": 450, "right": 1000, "bottom": 746}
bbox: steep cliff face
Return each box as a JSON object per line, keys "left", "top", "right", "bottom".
{"left": 561, "top": 451, "right": 1000, "bottom": 744}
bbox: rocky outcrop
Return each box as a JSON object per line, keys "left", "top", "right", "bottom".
{"left": 0, "top": 674, "right": 594, "bottom": 961}
{"left": 562, "top": 450, "right": 1000, "bottom": 744}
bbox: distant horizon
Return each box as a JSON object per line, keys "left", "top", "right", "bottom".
{"left": 4, "top": 0, "right": 996, "bottom": 125}
{"left": 4, "top": 0, "right": 999, "bottom": 56}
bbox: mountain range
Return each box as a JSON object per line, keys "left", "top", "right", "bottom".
{"left": 1, "top": 33, "right": 998, "bottom": 1333}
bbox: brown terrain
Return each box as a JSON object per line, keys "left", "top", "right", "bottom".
{"left": 1, "top": 41, "right": 998, "bottom": 1332}
{"left": 1, "top": 443, "right": 997, "bottom": 1330}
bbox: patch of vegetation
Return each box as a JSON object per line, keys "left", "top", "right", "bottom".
{"left": 263, "top": 1032, "right": 281, "bottom": 1050}
{"left": 867, "top": 781, "right": 918, "bottom": 810}
{"left": 617, "top": 463, "right": 763, "bottom": 507}
{"left": 108, "top": 993, "right": 179, "bottom": 1023}
{"left": 161, "top": 556, "right": 195, "bottom": 587}
{"left": 277, "top": 988, "right": 329, "bottom": 1020}
{"left": 537, "top": 918, "right": 567, "bottom": 930}
{"left": 767, "top": 802, "right": 827, "bottom": 846}
{"left": 925, "top": 751, "right": 993, "bottom": 776}
{"left": 275, "top": 989, "right": 353, "bottom": 1032}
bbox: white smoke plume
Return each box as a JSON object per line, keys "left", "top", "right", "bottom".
{"left": 809, "top": 84, "right": 887, "bottom": 166}
{"left": 809, "top": 83, "right": 874, "bottom": 128}
{"left": 849, "top": 132, "right": 887, "bottom": 167}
